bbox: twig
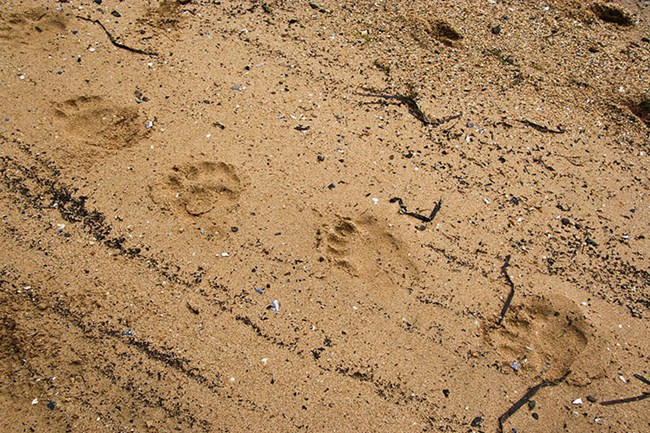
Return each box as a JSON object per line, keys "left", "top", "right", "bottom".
{"left": 389, "top": 197, "right": 442, "bottom": 223}
{"left": 497, "top": 371, "right": 571, "bottom": 433}
{"left": 77, "top": 16, "right": 158, "bottom": 56}
{"left": 600, "top": 373, "right": 650, "bottom": 405}
{"left": 497, "top": 255, "right": 515, "bottom": 326}
{"left": 358, "top": 90, "right": 460, "bottom": 127}
{"left": 518, "top": 119, "right": 565, "bottom": 134}
{"left": 633, "top": 373, "right": 650, "bottom": 386}
{"left": 600, "top": 392, "right": 650, "bottom": 406}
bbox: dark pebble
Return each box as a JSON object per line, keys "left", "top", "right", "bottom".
{"left": 93, "top": 0, "right": 102, "bottom": 4}
{"left": 416, "top": 224, "right": 426, "bottom": 231}
{"left": 470, "top": 416, "right": 483, "bottom": 427}
{"left": 443, "top": 389, "right": 450, "bottom": 398}
{"left": 532, "top": 412, "right": 539, "bottom": 420}
{"left": 586, "top": 238, "right": 599, "bottom": 247}
{"left": 111, "top": 10, "right": 121, "bottom": 18}
{"left": 587, "top": 395, "right": 598, "bottom": 403}
{"left": 231, "top": 226, "right": 239, "bottom": 233}
{"left": 47, "top": 401, "right": 55, "bottom": 410}
{"left": 527, "top": 400, "right": 536, "bottom": 410}
{"left": 510, "top": 196, "right": 520, "bottom": 205}
{"left": 491, "top": 25, "right": 501, "bottom": 35}
{"left": 561, "top": 217, "right": 571, "bottom": 226}
{"left": 317, "top": 155, "right": 325, "bottom": 162}
{"left": 328, "top": 183, "right": 336, "bottom": 189}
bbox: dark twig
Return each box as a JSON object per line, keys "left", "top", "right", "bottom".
{"left": 518, "top": 119, "right": 565, "bottom": 134}
{"left": 600, "top": 373, "right": 650, "bottom": 405}
{"left": 497, "top": 255, "right": 515, "bottom": 326}
{"left": 600, "top": 392, "right": 650, "bottom": 406}
{"left": 633, "top": 373, "right": 650, "bottom": 386}
{"left": 358, "top": 90, "right": 460, "bottom": 127}
{"left": 497, "top": 371, "right": 571, "bottom": 433}
{"left": 389, "top": 197, "right": 442, "bottom": 223}
{"left": 77, "top": 16, "right": 158, "bottom": 56}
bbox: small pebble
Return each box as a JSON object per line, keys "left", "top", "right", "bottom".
{"left": 271, "top": 299, "right": 280, "bottom": 313}
{"left": 572, "top": 398, "right": 583, "bottom": 405}
{"left": 587, "top": 395, "right": 598, "bottom": 403}
{"left": 111, "top": 10, "right": 121, "bottom": 17}
{"left": 511, "top": 360, "right": 520, "bottom": 372}
{"left": 47, "top": 401, "right": 55, "bottom": 410}
{"left": 470, "top": 416, "right": 483, "bottom": 427}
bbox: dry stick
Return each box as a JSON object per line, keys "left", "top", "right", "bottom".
{"left": 600, "top": 392, "right": 650, "bottom": 406}
{"left": 633, "top": 373, "right": 650, "bottom": 386}
{"left": 77, "top": 16, "right": 158, "bottom": 56}
{"left": 497, "top": 371, "right": 571, "bottom": 433}
{"left": 600, "top": 373, "right": 650, "bottom": 405}
{"left": 497, "top": 255, "right": 515, "bottom": 325}
{"left": 518, "top": 119, "right": 565, "bottom": 134}
{"left": 389, "top": 197, "right": 442, "bottom": 223}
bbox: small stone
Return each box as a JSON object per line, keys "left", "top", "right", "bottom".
{"left": 470, "top": 416, "right": 483, "bottom": 427}
{"left": 443, "top": 389, "right": 450, "bottom": 398}
{"left": 111, "top": 10, "right": 121, "bottom": 17}
{"left": 47, "top": 401, "right": 55, "bottom": 410}
{"left": 31, "top": 398, "right": 38, "bottom": 405}
{"left": 230, "top": 226, "right": 239, "bottom": 233}
{"left": 587, "top": 395, "right": 598, "bottom": 403}
{"left": 527, "top": 400, "right": 536, "bottom": 410}
{"left": 328, "top": 183, "right": 336, "bottom": 189}
{"left": 511, "top": 360, "right": 520, "bottom": 372}
{"left": 317, "top": 155, "right": 325, "bottom": 162}
{"left": 561, "top": 218, "right": 571, "bottom": 226}
{"left": 572, "top": 398, "right": 583, "bottom": 405}
{"left": 532, "top": 412, "right": 539, "bottom": 420}
{"left": 491, "top": 24, "right": 501, "bottom": 35}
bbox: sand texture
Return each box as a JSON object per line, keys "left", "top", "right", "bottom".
{"left": 1, "top": 1, "right": 649, "bottom": 432}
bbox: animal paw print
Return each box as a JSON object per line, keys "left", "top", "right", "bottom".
{"left": 53, "top": 96, "right": 148, "bottom": 151}
{"left": 153, "top": 161, "right": 245, "bottom": 219}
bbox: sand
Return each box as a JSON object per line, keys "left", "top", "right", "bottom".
{"left": 1, "top": 0, "right": 648, "bottom": 432}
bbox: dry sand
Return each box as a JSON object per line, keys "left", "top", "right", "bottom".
{"left": 1, "top": 0, "right": 649, "bottom": 432}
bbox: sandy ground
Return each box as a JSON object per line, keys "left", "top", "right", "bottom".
{"left": 1, "top": 1, "right": 649, "bottom": 432}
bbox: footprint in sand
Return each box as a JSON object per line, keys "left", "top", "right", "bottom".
{"left": 53, "top": 96, "right": 149, "bottom": 152}
{"left": 151, "top": 161, "right": 245, "bottom": 220}
{"left": 316, "top": 215, "right": 419, "bottom": 289}
{"left": 0, "top": 8, "right": 68, "bottom": 47}
{"left": 486, "top": 292, "right": 609, "bottom": 384}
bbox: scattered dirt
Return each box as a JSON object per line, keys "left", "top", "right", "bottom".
{"left": 1, "top": 1, "right": 649, "bottom": 432}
